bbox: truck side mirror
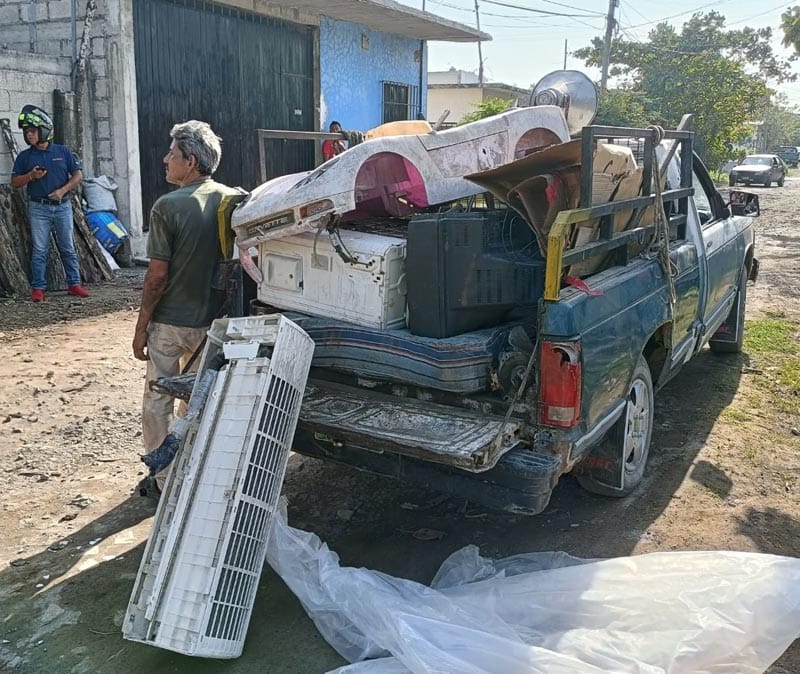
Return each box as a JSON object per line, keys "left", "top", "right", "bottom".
{"left": 728, "top": 190, "right": 759, "bottom": 217}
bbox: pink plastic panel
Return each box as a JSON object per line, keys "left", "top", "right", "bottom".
{"left": 350, "top": 152, "right": 429, "bottom": 219}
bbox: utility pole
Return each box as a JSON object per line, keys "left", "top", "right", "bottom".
{"left": 474, "top": 0, "right": 484, "bottom": 86}
{"left": 563, "top": 39, "right": 567, "bottom": 70}
{"left": 600, "top": 0, "right": 617, "bottom": 91}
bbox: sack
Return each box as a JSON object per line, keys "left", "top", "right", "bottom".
{"left": 83, "top": 175, "right": 119, "bottom": 213}
{"left": 86, "top": 211, "right": 128, "bottom": 253}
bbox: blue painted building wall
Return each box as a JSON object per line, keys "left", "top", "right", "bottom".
{"left": 319, "top": 16, "right": 427, "bottom": 132}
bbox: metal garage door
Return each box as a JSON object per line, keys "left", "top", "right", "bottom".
{"left": 134, "top": 0, "right": 315, "bottom": 227}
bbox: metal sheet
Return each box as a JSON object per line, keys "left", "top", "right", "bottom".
{"left": 133, "top": 0, "right": 315, "bottom": 227}
{"left": 300, "top": 379, "right": 522, "bottom": 471}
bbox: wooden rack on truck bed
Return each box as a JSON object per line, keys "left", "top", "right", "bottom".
{"left": 544, "top": 119, "right": 694, "bottom": 300}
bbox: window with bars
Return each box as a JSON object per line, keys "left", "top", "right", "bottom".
{"left": 381, "top": 81, "right": 420, "bottom": 123}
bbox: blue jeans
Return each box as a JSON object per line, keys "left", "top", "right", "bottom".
{"left": 28, "top": 201, "right": 82, "bottom": 289}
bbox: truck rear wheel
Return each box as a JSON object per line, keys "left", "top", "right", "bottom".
{"left": 577, "top": 355, "right": 654, "bottom": 498}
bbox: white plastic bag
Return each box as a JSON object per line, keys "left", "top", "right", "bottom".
{"left": 266, "top": 504, "right": 800, "bottom": 674}
{"left": 83, "top": 175, "right": 119, "bottom": 213}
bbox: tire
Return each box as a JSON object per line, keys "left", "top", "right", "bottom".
{"left": 709, "top": 266, "right": 747, "bottom": 354}
{"left": 728, "top": 176, "right": 736, "bottom": 186}
{"left": 576, "top": 355, "right": 654, "bottom": 497}
{"left": 778, "top": 175, "right": 785, "bottom": 187}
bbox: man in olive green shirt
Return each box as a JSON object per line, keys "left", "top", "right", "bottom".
{"left": 132, "top": 120, "right": 238, "bottom": 486}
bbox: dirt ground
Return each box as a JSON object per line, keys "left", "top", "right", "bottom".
{"left": 0, "top": 178, "right": 798, "bottom": 673}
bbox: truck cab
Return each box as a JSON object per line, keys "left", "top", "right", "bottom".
{"left": 775, "top": 145, "right": 799, "bottom": 168}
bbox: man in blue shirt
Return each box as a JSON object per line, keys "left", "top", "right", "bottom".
{"left": 10, "top": 105, "right": 89, "bottom": 302}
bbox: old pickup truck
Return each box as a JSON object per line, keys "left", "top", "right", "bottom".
{"left": 222, "top": 115, "right": 759, "bottom": 516}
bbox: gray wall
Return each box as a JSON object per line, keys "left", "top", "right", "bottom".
{"left": 0, "top": 0, "right": 143, "bottom": 253}
{"left": 0, "top": 51, "right": 72, "bottom": 181}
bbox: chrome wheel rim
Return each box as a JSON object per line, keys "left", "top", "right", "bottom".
{"left": 623, "top": 379, "right": 650, "bottom": 471}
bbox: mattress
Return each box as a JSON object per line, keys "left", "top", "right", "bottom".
{"left": 285, "top": 314, "right": 513, "bottom": 393}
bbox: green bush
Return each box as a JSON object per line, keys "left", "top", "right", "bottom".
{"left": 459, "top": 98, "right": 514, "bottom": 124}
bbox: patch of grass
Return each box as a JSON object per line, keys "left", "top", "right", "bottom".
{"left": 741, "top": 390, "right": 764, "bottom": 407}
{"left": 720, "top": 407, "right": 749, "bottom": 422}
{"left": 744, "top": 317, "right": 800, "bottom": 415}
{"left": 744, "top": 318, "right": 799, "bottom": 356}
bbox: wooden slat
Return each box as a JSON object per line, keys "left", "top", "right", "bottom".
{"left": 0, "top": 186, "right": 113, "bottom": 296}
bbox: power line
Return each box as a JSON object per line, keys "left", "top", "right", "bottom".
{"left": 426, "top": 0, "right": 475, "bottom": 13}
{"left": 480, "top": 0, "right": 604, "bottom": 18}
{"left": 625, "top": 0, "right": 732, "bottom": 30}
{"left": 537, "top": 0, "right": 606, "bottom": 14}
{"left": 481, "top": 21, "right": 603, "bottom": 31}
{"left": 725, "top": 3, "right": 790, "bottom": 27}
{"left": 619, "top": 1, "right": 650, "bottom": 33}
{"left": 480, "top": 9, "right": 598, "bottom": 19}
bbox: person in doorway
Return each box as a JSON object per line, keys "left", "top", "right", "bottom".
{"left": 132, "top": 120, "right": 238, "bottom": 494}
{"left": 322, "top": 120, "right": 347, "bottom": 161}
{"left": 11, "top": 105, "right": 89, "bottom": 302}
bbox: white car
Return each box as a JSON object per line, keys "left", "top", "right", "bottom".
{"left": 232, "top": 106, "right": 571, "bottom": 281}
{"left": 728, "top": 154, "right": 787, "bottom": 188}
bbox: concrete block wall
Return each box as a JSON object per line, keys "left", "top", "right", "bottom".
{"left": 0, "top": 51, "right": 72, "bottom": 182}
{"left": 0, "top": 0, "right": 143, "bottom": 252}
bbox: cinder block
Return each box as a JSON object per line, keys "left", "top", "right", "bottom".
{"left": 48, "top": 0, "right": 73, "bottom": 21}
{"left": 96, "top": 139, "right": 111, "bottom": 158}
{"left": 93, "top": 100, "right": 110, "bottom": 118}
{"left": 90, "top": 56, "right": 106, "bottom": 78}
{"left": 98, "top": 158, "right": 114, "bottom": 176}
{"left": 93, "top": 78, "right": 108, "bottom": 99}
{"left": 0, "top": 5, "right": 20, "bottom": 23}
{"left": 96, "top": 120, "right": 111, "bottom": 140}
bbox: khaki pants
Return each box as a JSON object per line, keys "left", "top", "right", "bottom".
{"left": 142, "top": 322, "right": 208, "bottom": 452}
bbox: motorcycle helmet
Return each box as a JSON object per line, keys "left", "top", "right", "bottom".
{"left": 18, "top": 104, "right": 54, "bottom": 145}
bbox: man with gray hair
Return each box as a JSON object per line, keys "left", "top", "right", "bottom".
{"left": 132, "top": 120, "right": 239, "bottom": 494}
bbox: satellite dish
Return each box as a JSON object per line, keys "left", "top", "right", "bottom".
{"left": 530, "top": 70, "right": 598, "bottom": 135}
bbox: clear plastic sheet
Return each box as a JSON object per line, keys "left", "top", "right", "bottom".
{"left": 266, "top": 503, "right": 800, "bottom": 673}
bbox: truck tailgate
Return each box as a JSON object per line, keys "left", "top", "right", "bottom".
{"left": 300, "top": 379, "right": 522, "bottom": 472}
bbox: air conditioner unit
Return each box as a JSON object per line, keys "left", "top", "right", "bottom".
{"left": 123, "top": 315, "right": 314, "bottom": 658}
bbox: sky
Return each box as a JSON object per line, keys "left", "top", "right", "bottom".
{"left": 402, "top": 0, "right": 800, "bottom": 107}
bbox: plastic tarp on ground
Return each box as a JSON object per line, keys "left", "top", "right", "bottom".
{"left": 266, "top": 503, "right": 800, "bottom": 674}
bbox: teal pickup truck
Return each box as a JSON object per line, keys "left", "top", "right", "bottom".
{"left": 155, "top": 120, "right": 758, "bottom": 515}
{"left": 775, "top": 145, "right": 799, "bottom": 168}
{"left": 263, "top": 121, "right": 759, "bottom": 515}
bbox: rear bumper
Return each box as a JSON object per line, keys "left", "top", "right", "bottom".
{"left": 293, "top": 425, "right": 562, "bottom": 515}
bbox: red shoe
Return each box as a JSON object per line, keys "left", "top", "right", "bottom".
{"left": 67, "top": 284, "right": 90, "bottom": 298}
{"left": 30, "top": 289, "right": 45, "bottom": 302}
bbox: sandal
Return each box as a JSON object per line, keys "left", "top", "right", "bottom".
{"left": 136, "top": 475, "right": 162, "bottom": 501}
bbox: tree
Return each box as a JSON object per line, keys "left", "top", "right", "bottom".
{"left": 459, "top": 98, "right": 513, "bottom": 124}
{"left": 594, "top": 88, "right": 653, "bottom": 128}
{"left": 574, "top": 12, "right": 794, "bottom": 167}
{"left": 781, "top": 6, "right": 800, "bottom": 54}
{"left": 754, "top": 99, "right": 800, "bottom": 151}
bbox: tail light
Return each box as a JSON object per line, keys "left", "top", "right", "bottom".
{"left": 539, "top": 340, "right": 581, "bottom": 427}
